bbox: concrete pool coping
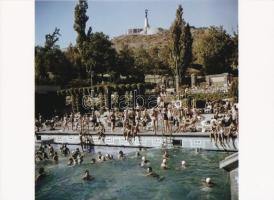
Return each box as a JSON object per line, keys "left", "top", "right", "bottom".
{"left": 36, "top": 129, "right": 238, "bottom": 152}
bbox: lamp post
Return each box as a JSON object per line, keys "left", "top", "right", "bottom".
{"left": 86, "top": 64, "right": 95, "bottom": 98}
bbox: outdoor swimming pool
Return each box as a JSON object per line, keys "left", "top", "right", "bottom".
{"left": 35, "top": 147, "right": 231, "bottom": 200}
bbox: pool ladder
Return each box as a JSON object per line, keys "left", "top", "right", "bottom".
{"left": 162, "top": 136, "right": 173, "bottom": 149}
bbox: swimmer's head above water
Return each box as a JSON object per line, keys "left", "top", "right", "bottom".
{"left": 206, "top": 177, "right": 211, "bottom": 184}
{"left": 38, "top": 167, "right": 45, "bottom": 175}
{"left": 147, "top": 167, "right": 153, "bottom": 173}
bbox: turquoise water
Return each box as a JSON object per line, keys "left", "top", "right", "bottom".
{"left": 35, "top": 147, "right": 231, "bottom": 200}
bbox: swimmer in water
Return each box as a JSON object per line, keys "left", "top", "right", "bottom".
{"left": 43, "top": 151, "right": 49, "bottom": 160}
{"left": 72, "top": 148, "right": 81, "bottom": 162}
{"left": 48, "top": 144, "right": 54, "bottom": 157}
{"left": 60, "top": 144, "right": 65, "bottom": 152}
{"left": 136, "top": 151, "right": 141, "bottom": 158}
{"left": 82, "top": 170, "right": 94, "bottom": 181}
{"left": 118, "top": 151, "right": 125, "bottom": 160}
{"left": 162, "top": 150, "right": 169, "bottom": 159}
{"left": 202, "top": 177, "right": 214, "bottom": 187}
{"left": 140, "top": 156, "right": 150, "bottom": 167}
{"left": 145, "top": 167, "right": 159, "bottom": 178}
{"left": 53, "top": 152, "right": 58, "bottom": 163}
{"left": 105, "top": 154, "right": 110, "bottom": 160}
{"left": 35, "top": 151, "right": 43, "bottom": 161}
{"left": 36, "top": 167, "right": 46, "bottom": 182}
{"left": 181, "top": 160, "right": 186, "bottom": 168}
{"left": 75, "top": 148, "right": 80, "bottom": 155}
{"left": 105, "top": 153, "right": 113, "bottom": 160}
{"left": 78, "top": 155, "right": 84, "bottom": 164}
{"left": 61, "top": 144, "right": 70, "bottom": 156}
{"left": 39, "top": 144, "right": 45, "bottom": 152}
{"left": 160, "top": 159, "right": 168, "bottom": 169}
{"left": 97, "top": 152, "right": 102, "bottom": 160}
{"left": 90, "top": 158, "right": 96, "bottom": 164}
{"left": 68, "top": 157, "right": 74, "bottom": 166}
{"left": 97, "top": 155, "right": 105, "bottom": 162}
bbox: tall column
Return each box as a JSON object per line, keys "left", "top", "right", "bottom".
{"left": 191, "top": 74, "right": 196, "bottom": 88}
{"left": 71, "top": 94, "right": 75, "bottom": 113}
{"left": 223, "top": 73, "right": 228, "bottom": 88}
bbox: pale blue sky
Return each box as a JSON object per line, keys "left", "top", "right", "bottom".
{"left": 35, "top": 0, "right": 238, "bottom": 48}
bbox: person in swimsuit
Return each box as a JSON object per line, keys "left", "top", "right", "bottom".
{"left": 98, "top": 122, "right": 106, "bottom": 142}
{"left": 163, "top": 108, "right": 169, "bottom": 134}
{"left": 110, "top": 111, "right": 116, "bottom": 132}
{"left": 151, "top": 109, "right": 158, "bottom": 135}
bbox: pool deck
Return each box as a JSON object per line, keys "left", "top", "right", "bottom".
{"left": 36, "top": 128, "right": 211, "bottom": 137}
{"left": 36, "top": 127, "right": 238, "bottom": 152}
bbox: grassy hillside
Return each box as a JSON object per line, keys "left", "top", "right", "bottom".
{"left": 111, "top": 30, "right": 170, "bottom": 51}
{"left": 111, "top": 27, "right": 207, "bottom": 52}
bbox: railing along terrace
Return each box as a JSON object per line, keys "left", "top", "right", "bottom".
{"left": 190, "top": 86, "right": 229, "bottom": 94}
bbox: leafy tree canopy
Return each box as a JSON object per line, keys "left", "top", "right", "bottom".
{"left": 193, "top": 26, "right": 234, "bottom": 74}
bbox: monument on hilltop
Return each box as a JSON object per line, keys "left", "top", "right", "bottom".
{"left": 127, "top": 9, "right": 164, "bottom": 35}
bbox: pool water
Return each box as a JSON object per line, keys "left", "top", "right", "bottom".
{"left": 35, "top": 147, "right": 231, "bottom": 200}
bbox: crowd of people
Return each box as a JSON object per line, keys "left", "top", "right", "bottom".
{"left": 36, "top": 146, "right": 214, "bottom": 188}
{"left": 35, "top": 98, "right": 238, "bottom": 146}
{"left": 204, "top": 101, "right": 239, "bottom": 146}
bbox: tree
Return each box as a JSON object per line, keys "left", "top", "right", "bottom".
{"left": 170, "top": 5, "right": 186, "bottom": 92}
{"left": 81, "top": 32, "right": 118, "bottom": 84}
{"left": 64, "top": 44, "right": 84, "bottom": 79}
{"left": 133, "top": 46, "right": 152, "bottom": 74}
{"left": 192, "top": 26, "right": 234, "bottom": 74}
{"left": 118, "top": 45, "right": 144, "bottom": 83}
{"left": 117, "top": 44, "right": 135, "bottom": 77}
{"left": 35, "top": 29, "right": 74, "bottom": 86}
{"left": 73, "top": 0, "right": 91, "bottom": 50}
{"left": 147, "top": 46, "right": 171, "bottom": 75}
{"left": 35, "top": 46, "right": 48, "bottom": 81}
{"left": 182, "top": 23, "right": 193, "bottom": 70}
{"left": 229, "top": 79, "right": 238, "bottom": 101}
{"left": 44, "top": 28, "right": 61, "bottom": 50}
{"left": 230, "top": 31, "right": 238, "bottom": 70}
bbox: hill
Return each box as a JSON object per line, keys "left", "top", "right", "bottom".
{"left": 111, "top": 27, "right": 207, "bottom": 52}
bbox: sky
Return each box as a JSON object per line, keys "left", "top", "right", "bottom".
{"left": 35, "top": 0, "right": 238, "bottom": 48}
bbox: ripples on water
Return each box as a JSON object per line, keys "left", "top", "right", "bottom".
{"left": 35, "top": 147, "right": 231, "bottom": 200}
